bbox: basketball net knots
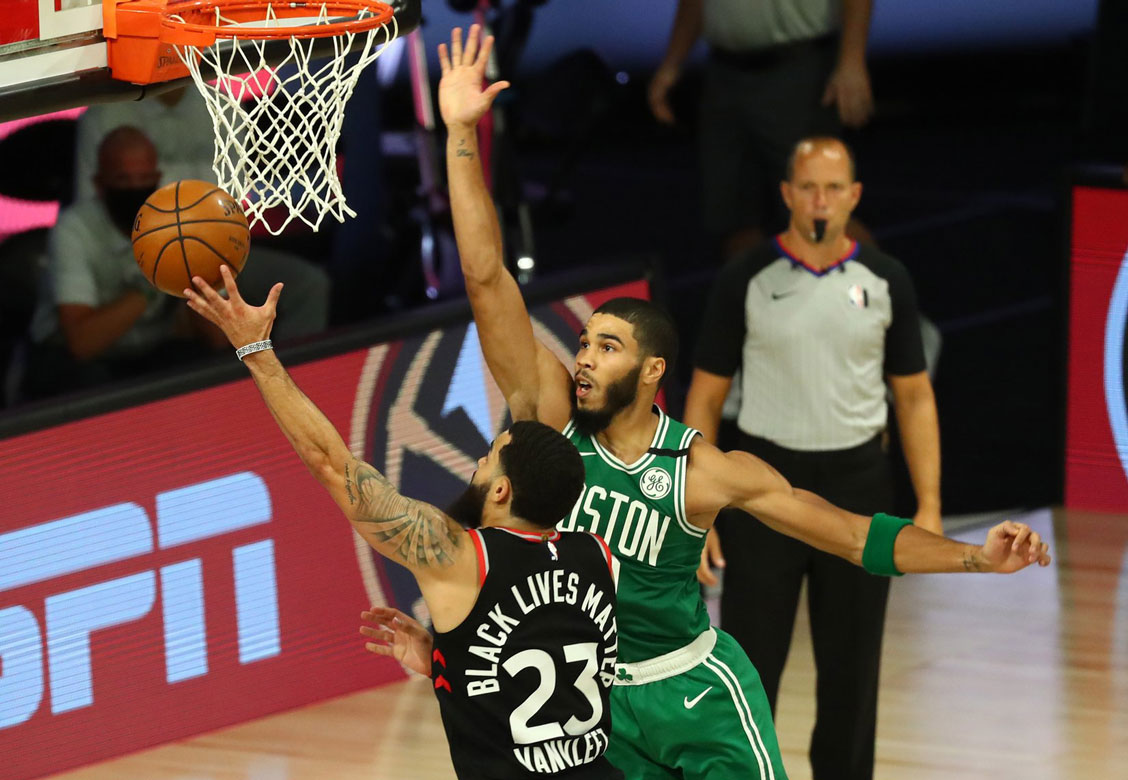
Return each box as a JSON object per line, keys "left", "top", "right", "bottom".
{"left": 171, "top": 4, "right": 398, "bottom": 235}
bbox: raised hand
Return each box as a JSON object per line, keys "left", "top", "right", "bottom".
{"left": 184, "top": 264, "right": 282, "bottom": 350}
{"left": 437, "top": 25, "right": 510, "bottom": 130}
{"left": 978, "top": 520, "right": 1052, "bottom": 573}
{"left": 360, "top": 606, "right": 434, "bottom": 676}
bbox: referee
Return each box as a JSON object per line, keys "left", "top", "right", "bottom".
{"left": 684, "top": 137, "right": 941, "bottom": 780}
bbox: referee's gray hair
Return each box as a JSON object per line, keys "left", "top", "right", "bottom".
{"left": 785, "top": 136, "right": 857, "bottom": 182}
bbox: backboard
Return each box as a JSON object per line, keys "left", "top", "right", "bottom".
{"left": 0, "top": 0, "right": 419, "bottom": 122}
{"left": 0, "top": 1, "right": 114, "bottom": 121}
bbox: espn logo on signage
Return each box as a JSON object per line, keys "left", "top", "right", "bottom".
{"left": 0, "top": 472, "right": 279, "bottom": 730}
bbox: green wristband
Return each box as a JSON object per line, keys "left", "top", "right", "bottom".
{"left": 862, "top": 513, "right": 913, "bottom": 577}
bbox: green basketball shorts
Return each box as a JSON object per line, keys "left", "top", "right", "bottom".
{"left": 605, "top": 628, "right": 787, "bottom": 780}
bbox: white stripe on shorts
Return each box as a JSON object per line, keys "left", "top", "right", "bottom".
{"left": 702, "top": 654, "right": 775, "bottom": 780}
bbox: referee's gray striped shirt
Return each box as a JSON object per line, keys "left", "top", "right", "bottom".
{"left": 695, "top": 238, "right": 926, "bottom": 452}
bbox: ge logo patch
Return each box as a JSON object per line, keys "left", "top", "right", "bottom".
{"left": 640, "top": 467, "right": 671, "bottom": 499}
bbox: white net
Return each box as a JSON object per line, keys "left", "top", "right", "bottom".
{"left": 170, "top": 3, "right": 398, "bottom": 234}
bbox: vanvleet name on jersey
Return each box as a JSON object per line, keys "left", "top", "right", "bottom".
{"left": 513, "top": 727, "right": 611, "bottom": 774}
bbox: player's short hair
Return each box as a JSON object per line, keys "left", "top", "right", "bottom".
{"left": 499, "top": 420, "right": 585, "bottom": 529}
{"left": 785, "top": 136, "right": 857, "bottom": 182}
{"left": 591, "top": 297, "right": 679, "bottom": 387}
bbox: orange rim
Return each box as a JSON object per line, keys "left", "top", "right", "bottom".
{"left": 162, "top": 0, "right": 395, "bottom": 41}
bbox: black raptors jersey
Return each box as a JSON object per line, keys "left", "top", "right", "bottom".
{"left": 431, "top": 527, "right": 623, "bottom": 779}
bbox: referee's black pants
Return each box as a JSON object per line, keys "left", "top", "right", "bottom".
{"left": 716, "top": 431, "right": 894, "bottom": 780}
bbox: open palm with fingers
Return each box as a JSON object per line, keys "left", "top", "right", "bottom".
{"left": 183, "top": 264, "right": 282, "bottom": 350}
{"left": 438, "top": 25, "right": 510, "bottom": 129}
{"left": 360, "top": 606, "right": 433, "bottom": 676}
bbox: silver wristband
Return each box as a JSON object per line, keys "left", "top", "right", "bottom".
{"left": 235, "top": 339, "right": 273, "bottom": 362}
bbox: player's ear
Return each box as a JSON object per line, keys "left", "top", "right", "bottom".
{"left": 642, "top": 356, "right": 665, "bottom": 387}
{"left": 490, "top": 475, "right": 512, "bottom": 506}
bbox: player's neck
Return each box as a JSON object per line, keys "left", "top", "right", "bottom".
{"left": 481, "top": 515, "right": 544, "bottom": 534}
{"left": 780, "top": 227, "right": 853, "bottom": 270}
{"left": 594, "top": 400, "right": 660, "bottom": 463}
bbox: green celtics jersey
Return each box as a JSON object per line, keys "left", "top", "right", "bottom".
{"left": 559, "top": 407, "right": 709, "bottom": 663}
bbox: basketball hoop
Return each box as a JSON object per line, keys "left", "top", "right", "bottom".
{"left": 112, "top": 1, "right": 400, "bottom": 234}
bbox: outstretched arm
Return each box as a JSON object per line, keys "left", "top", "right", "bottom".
{"left": 184, "top": 266, "right": 465, "bottom": 576}
{"left": 439, "top": 26, "right": 572, "bottom": 428}
{"left": 689, "top": 441, "right": 1050, "bottom": 575}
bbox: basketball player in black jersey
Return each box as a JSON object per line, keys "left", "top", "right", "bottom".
{"left": 184, "top": 265, "right": 624, "bottom": 780}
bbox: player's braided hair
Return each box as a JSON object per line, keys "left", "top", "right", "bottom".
{"left": 592, "top": 297, "right": 679, "bottom": 388}
{"left": 499, "top": 421, "right": 585, "bottom": 529}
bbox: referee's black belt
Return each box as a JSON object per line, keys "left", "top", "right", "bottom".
{"left": 736, "top": 431, "right": 886, "bottom": 467}
{"left": 709, "top": 34, "right": 834, "bottom": 70}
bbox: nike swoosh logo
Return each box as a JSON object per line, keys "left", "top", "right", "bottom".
{"left": 771, "top": 291, "right": 796, "bottom": 300}
{"left": 684, "top": 686, "right": 712, "bottom": 709}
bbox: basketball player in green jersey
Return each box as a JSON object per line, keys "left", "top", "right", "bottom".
{"left": 438, "top": 27, "right": 1051, "bottom": 779}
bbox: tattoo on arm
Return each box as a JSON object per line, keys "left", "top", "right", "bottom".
{"left": 349, "top": 460, "right": 461, "bottom": 568}
{"left": 344, "top": 462, "right": 356, "bottom": 505}
{"left": 962, "top": 548, "right": 983, "bottom": 572}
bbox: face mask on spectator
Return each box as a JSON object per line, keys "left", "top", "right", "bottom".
{"left": 103, "top": 186, "right": 156, "bottom": 235}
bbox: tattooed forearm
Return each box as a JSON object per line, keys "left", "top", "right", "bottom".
{"left": 962, "top": 548, "right": 984, "bottom": 572}
{"left": 344, "top": 462, "right": 356, "bottom": 505}
{"left": 456, "top": 138, "right": 475, "bottom": 159}
{"left": 350, "top": 462, "right": 461, "bottom": 568}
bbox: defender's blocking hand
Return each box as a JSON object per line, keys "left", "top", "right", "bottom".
{"left": 437, "top": 25, "right": 510, "bottom": 130}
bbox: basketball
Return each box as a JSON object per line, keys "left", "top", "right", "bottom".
{"left": 131, "top": 180, "right": 250, "bottom": 297}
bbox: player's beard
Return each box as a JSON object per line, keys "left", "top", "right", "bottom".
{"left": 572, "top": 363, "right": 642, "bottom": 437}
{"left": 446, "top": 482, "right": 489, "bottom": 529}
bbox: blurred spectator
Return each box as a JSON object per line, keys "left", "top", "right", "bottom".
{"left": 650, "top": 0, "right": 875, "bottom": 259}
{"left": 23, "top": 126, "right": 329, "bottom": 401}
{"left": 73, "top": 87, "right": 215, "bottom": 202}
{"left": 73, "top": 88, "right": 330, "bottom": 334}
{"left": 684, "top": 137, "right": 940, "bottom": 780}
{"left": 23, "top": 127, "right": 206, "bottom": 399}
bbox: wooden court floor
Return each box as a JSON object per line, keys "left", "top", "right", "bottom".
{"left": 53, "top": 508, "right": 1128, "bottom": 780}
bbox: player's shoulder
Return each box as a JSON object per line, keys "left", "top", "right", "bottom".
{"left": 682, "top": 437, "right": 745, "bottom": 518}
{"left": 685, "top": 435, "right": 729, "bottom": 476}
{"left": 660, "top": 412, "right": 700, "bottom": 446}
{"left": 560, "top": 529, "right": 612, "bottom": 554}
